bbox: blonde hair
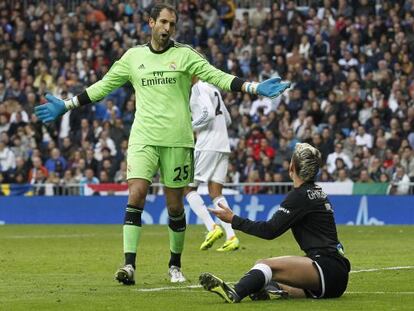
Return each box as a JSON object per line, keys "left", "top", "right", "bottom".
{"left": 292, "top": 143, "right": 322, "bottom": 182}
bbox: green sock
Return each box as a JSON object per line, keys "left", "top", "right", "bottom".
{"left": 123, "top": 225, "right": 142, "bottom": 254}
{"left": 168, "top": 212, "right": 186, "bottom": 267}
{"left": 168, "top": 227, "right": 185, "bottom": 254}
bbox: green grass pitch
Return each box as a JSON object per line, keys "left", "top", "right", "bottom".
{"left": 0, "top": 225, "right": 413, "bottom": 310}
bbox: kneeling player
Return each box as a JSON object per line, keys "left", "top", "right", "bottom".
{"left": 184, "top": 79, "right": 240, "bottom": 251}
{"left": 199, "top": 143, "right": 351, "bottom": 301}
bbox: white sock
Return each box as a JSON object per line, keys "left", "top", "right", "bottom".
{"left": 251, "top": 263, "right": 272, "bottom": 285}
{"left": 213, "top": 196, "right": 236, "bottom": 240}
{"left": 186, "top": 191, "right": 216, "bottom": 231}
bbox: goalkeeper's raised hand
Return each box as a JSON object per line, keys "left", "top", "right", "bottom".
{"left": 34, "top": 93, "right": 73, "bottom": 123}
{"left": 244, "top": 77, "right": 291, "bottom": 99}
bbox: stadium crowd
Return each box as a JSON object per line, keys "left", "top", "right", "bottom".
{"left": 0, "top": 0, "right": 414, "bottom": 195}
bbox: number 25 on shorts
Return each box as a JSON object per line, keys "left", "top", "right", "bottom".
{"left": 173, "top": 165, "right": 190, "bottom": 182}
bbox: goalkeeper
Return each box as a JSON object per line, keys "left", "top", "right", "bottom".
{"left": 200, "top": 143, "right": 350, "bottom": 302}
{"left": 35, "top": 3, "right": 290, "bottom": 285}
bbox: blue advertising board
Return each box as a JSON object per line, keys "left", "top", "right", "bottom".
{"left": 0, "top": 195, "right": 413, "bottom": 225}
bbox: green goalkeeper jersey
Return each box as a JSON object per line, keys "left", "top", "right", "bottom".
{"left": 86, "top": 41, "right": 236, "bottom": 148}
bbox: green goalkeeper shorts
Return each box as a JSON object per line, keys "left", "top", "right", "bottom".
{"left": 127, "top": 145, "right": 194, "bottom": 188}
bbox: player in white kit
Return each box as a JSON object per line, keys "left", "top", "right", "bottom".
{"left": 184, "top": 80, "right": 240, "bottom": 251}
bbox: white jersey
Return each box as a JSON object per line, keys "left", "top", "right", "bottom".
{"left": 190, "top": 81, "right": 231, "bottom": 153}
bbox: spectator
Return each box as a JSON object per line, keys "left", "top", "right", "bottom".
{"left": 249, "top": 96, "right": 273, "bottom": 116}
{"left": 338, "top": 50, "right": 359, "bottom": 73}
{"left": 73, "top": 118, "right": 94, "bottom": 147}
{"left": 44, "top": 148, "right": 68, "bottom": 177}
{"left": 355, "top": 125, "right": 373, "bottom": 149}
{"left": 32, "top": 169, "right": 47, "bottom": 196}
{"left": 253, "top": 138, "right": 275, "bottom": 161}
{"left": 318, "top": 169, "right": 333, "bottom": 182}
{"left": 312, "top": 33, "right": 330, "bottom": 62}
{"left": 99, "top": 170, "right": 111, "bottom": 183}
{"left": 227, "top": 162, "right": 240, "bottom": 184}
{"left": 299, "top": 35, "right": 311, "bottom": 59}
{"left": 218, "top": 0, "right": 236, "bottom": 31}
{"left": 80, "top": 168, "right": 100, "bottom": 195}
{"left": 94, "top": 130, "right": 117, "bottom": 161}
{"left": 0, "top": 140, "right": 16, "bottom": 175}
{"left": 273, "top": 137, "right": 292, "bottom": 169}
{"left": 114, "top": 160, "right": 127, "bottom": 184}
{"left": 199, "top": 2, "right": 220, "bottom": 38}
{"left": 257, "top": 156, "right": 275, "bottom": 180}
{"left": 400, "top": 146, "right": 414, "bottom": 181}
{"left": 326, "top": 143, "right": 352, "bottom": 174}
{"left": 368, "top": 157, "right": 383, "bottom": 182}
{"left": 389, "top": 166, "right": 411, "bottom": 195}
{"left": 243, "top": 170, "right": 261, "bottom": 194}
{"left": 60, "top": 169, "right": 78, "bottom": 195}
{"left": 337, "top": 168, "right": 352, "bottom": 183}
{"left": 241, "top": 156, "right": 256, "bottom": 182}
{"left": 250, "top": 2, "right": 267, "bottom": 28}
{"left": 9, "top": 156, "right": 28, "bottom": 183}
{"left": 28, "top": 156, "right": 49, "bottom": 184}
{"left": 358, "top": 169, "right": 374, "bottom": 183}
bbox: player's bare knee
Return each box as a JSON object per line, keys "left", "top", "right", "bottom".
{"left": 128, "top": 195, "right": 146, "bottom": 208}
{"left": 128, "top": 185, "right": 148, "bottom": 207}
{"left": 208, "top": 182, "right": 222, "bottom": 199}
{"left": 256, "top": 259, "right": 283, "bottom": 274}
{"left": 167, "top": 203, "right": 184, "bottom": 216}
{"left": 255, "top": 258, "right": 271, "bottom": 265}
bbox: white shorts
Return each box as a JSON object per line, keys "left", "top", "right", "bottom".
{"left": 189, "top": 151, "right": 229, "bottom": 187}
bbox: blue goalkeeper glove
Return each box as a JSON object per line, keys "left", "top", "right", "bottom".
{"left": 244, "top": 77, "right": 291, "bottom": 98}
{"left": 34, "top": 93, "right": 68, "bottom": 123}
{"left": 256, "top": 77, "right": 291, "bottom": 98}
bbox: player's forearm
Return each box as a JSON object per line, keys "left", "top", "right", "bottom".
{"left": 230, "top": 77, "right": 259, "bottom": 95}
{"left": 63, "top": 78, "right": 120, "bottom": 111}
{"left": 231, "top": 215, "right": 285, "bottom": 240}
{"left": 64, "top": 53, "right": 130, "bottom": 110}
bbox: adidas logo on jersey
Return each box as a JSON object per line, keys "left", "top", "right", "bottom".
{"left": 138, "top": 64, "right": 145, "bottom": 69}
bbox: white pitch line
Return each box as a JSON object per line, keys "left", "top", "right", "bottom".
{"left": 2, "top": 234, "right": 98, "bottom": 239}
{"left": 135, "top": 266, "right": 414, "bottom": 293}
{"left": 137, "top": 285, "right": 202, "bottom": 292}
{"left": 347, "top": 292, "right": 414, "bottom": 295}
{"left": 350, "top": 266, "right": 414, "bottom": 273}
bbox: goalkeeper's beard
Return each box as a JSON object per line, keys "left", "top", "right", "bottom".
{"left": 155, "top": 33, "right": 170, "bottom": 49}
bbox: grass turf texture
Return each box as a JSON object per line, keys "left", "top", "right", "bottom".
{"left": 0, "top": 225, "right": 413, "bottom": 310}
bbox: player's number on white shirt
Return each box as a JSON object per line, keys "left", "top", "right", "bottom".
{"left": 214, "top": 92, "right": 223, "bottom": 116}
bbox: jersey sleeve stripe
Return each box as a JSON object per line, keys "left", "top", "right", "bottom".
{"left": 173, "top": 41, "right": 206, "bottom": 59}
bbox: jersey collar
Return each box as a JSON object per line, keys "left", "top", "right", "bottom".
{"left": 148, "top": 40, "right": 174, "bottom": 54}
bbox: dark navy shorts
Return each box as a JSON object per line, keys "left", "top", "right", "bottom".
{"left": 305, "top": 253, "right": 351, "bottom": 298}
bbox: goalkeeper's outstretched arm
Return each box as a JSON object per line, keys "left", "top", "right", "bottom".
{"left": 35, "top": 49, "right": 132, "bottom": 123}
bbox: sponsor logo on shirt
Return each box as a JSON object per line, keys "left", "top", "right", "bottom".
{"left": 278, "top": 207, "right": 290, "bottom": 214}
{"left": 141, "top": 71, "right": 177, "bottom": 87}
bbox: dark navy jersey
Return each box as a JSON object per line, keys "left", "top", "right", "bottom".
{"left": 231, "top": 182, "right": 342, "bottom": 256}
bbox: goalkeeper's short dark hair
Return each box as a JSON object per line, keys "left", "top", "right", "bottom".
{"left": 150, "top": 3, "right": 178, "bottom": 22}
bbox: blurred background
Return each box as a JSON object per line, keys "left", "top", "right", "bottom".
{"left": 0, "top": 0, "right": 413, "bottom": 224}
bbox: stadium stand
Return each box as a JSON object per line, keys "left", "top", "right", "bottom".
{"left": 0, "top": 0, "right": 413, "bottom": 195}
